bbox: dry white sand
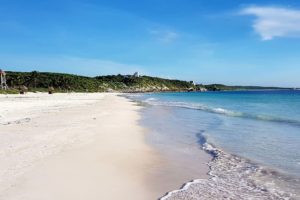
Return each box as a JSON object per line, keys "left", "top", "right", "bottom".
{"left": 0, "top": 93, "right": 162, "bottom": 200}
{"left": 0, "top": 92, "right": 210, "bottom": 200}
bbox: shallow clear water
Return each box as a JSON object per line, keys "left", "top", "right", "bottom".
{"left": 128, "top": 90, "right": 300, "bottom": 198}
{"left": 133, "top": 90, "right": 300, "bottom": 176}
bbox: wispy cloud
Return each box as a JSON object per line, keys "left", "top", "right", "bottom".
{"left": 149, "top": 29, "right": 179, "bottom": 44}
{"left": 240, "top": 6, "right": 300, "bottom": 40}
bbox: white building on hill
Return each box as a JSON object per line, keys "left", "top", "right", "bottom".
{"left": 133, "top": 72, "right": 139, "bottom": 77}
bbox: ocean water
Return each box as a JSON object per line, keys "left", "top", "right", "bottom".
{"left": 128, "top": 90, "right": 300, "bottom": 199}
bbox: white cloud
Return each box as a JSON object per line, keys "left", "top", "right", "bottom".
{"left": 240, "top": 6, "right": 300, "bottom": 40}
{"left": 149, "top": 29, "right": 178, "bottom": 44}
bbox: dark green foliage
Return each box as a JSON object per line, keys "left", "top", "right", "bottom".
{"left": 6, "top": 71, "right": 98, "bottom": 92}
{"left": 203, "top": 84, "right": 288, "bottom": 91}
{"left": 5, "top": 71, "right": 195, "bottom": 92}
{"left": 3, "top": 71, "right": 288, "bottom": 93}
{"left": 95, "top": 75, "right": 194, "bottom": 91}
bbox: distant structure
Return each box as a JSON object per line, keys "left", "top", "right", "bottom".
{"left": 133, "top": 72, "right": 139, "bottom": 77}
{"left": 0, "top": 69, "right": 8, "bottom": 90}
{"left": 123, "top": 72, "right": 140, "bottom": 78}
{"left": 189, "top": 81, "right": 196, "bottom": 85}
{"left": 198, "top": 87, "right": 207, "bottom": 92}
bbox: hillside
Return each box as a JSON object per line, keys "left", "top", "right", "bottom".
{"left": 202, "top": 84, "right": 289, "bottom": 91}
{"left": 2, "top": 71, "right": 195, "bottom": 93}
{"left": 0, "top": 71, "right": 290, "bottom": 94}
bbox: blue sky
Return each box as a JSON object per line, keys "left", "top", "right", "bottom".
{"left": 0, "top": 0, "right": 300, "bottom": 87}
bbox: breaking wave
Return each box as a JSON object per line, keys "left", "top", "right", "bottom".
{"left": 143, "top": 98, "right": 300, "bottom": 127}
{"left": 126, "top": 95, "right": 300, "bottom": 199}
{"left": 159, "top": 134, "right": 299, "bottom": 200}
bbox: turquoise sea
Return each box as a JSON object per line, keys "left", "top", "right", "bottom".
{"left": 128, "top": 90, "right": 300, "bottom": 199}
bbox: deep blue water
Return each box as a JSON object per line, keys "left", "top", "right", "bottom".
{"left": 131, "top": 90, "right": 300, "bottom": 177}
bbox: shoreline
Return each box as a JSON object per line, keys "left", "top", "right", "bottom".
{"left": 135, "top": 102, "right": 212, "bottom": 198}
{"left": 2, "top": 92, "right": 297, "bottom": 199}
{"left": 159, "top": 142, "right": 298, "bottom": 199}
{"left": 0, "top": 93, "right": 166, "bottom": 199}
{"left": 127, "top": 93, "right": 300, "bottom": 199}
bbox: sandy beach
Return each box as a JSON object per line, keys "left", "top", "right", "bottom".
{"left": 0, "top": 92, "right": 211, "bottom": 200}
{"left": 0, "top": 93, "right": 159, "bottom": 199}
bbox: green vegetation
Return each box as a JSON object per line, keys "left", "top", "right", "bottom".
{"left": 1, "top": 71, "right": 290, "bottom": 93}
{"left": 4, "top": 71, "right": 195, "bottom": 93}
{"left": 0, "top": 89, "right": 19, "bottom": 94}
{"left": 203, "top": 84, "right": 289, "bottom": 91}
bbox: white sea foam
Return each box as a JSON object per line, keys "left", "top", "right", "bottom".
{"left": 125, "top": 94, "right": 300, "bottom": 199}
{"left": 128, "top": 94, "right": 300, "bottom": 199}
{"left": 159, "top": 142, "right": 298, "bottom": 200}
{"left": 212, "top": 107, "right": 243, "bottom": 117}
{"left": 145, "top": 97, "right": 157, "bottom": 102}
